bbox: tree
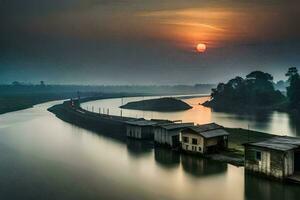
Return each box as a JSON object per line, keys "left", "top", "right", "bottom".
{"left": 228, "top": 76, "right": 244, "bottom": 89}
{"left": 246, "top": 71, "right": 273, "bottom": 81}
{"left": 205, "top": 70, "right": 285, "bottom": 110}
{"left": 286, "top": 67, "right": 300, "bottom": 109}
{"left": 286, "top": 67, "right": 299, "bottom": 81}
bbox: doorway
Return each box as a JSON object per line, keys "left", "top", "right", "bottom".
{"left": 294, "top": 150, "right": 300, "bottom": 172}
{"left": 172, "top": 135, "right": 180, "bottom": 148}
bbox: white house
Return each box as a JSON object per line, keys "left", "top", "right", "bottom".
{"left": 181, "top": 123, "right": 229, "bottom": 154}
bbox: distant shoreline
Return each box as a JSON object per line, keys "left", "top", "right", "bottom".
{"left": 0, "top": 92, "right": 208, "bottom": 115}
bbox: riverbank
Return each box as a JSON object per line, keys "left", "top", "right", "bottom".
{"left": 202, "top": 100, "right": 289, "bottom": 113}
{"left": 0, "top": 92, "right": 149, "bottom": 115}
{"left": 0, "top": 93, "right": 74, "bottom": 115}
{"left": 212, "top": 128, "right": 275, "bottom": 166}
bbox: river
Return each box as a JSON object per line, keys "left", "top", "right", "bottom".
{"left": 0, "top": 98, "right": 299, "bottom": 200}
{"left": 83, "top": 96, "right": 300, "bottom": 136}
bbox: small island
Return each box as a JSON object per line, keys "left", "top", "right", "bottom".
{"left": 120, "top": 97, "right": 192, "bottom": 112}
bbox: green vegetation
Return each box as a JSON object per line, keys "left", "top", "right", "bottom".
{"left": 120, "top": 97, "right": 192, "bottom": 111}
{"left": 203, "top": 71, "right": 286, "bottom": 111}
{"left": 226, "top": 128, "right": 274, "bottom": 153}
{"left": 205, "top": 128, "right": 275, "bottom": 166}
{"left": 286, "top": 67, "right": 300, "bottom": 111}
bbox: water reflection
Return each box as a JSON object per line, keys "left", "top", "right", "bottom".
{"left": 3, "top": 100, "right": 300, "bottom": 200}
{"left": 244, "top": 173, "right": 300, "bottom": 200}
{"left": 212, "top": 109, "right": 273, "bottom": 131}
{"left": 154, "top": 147, "right": 180, "bottom": 168}
{"left": 181, "top": 154, "right": 227, "bottom": 177}
{"left": 83, "top": 96, "right": 300, "bottom": 136}
{"left": 126, "top": 139, "right": 153, "bottom": 157}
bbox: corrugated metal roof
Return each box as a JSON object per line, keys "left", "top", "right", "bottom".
{"left": 159, "top": 123, "right": 194, "bottom": 130}
{"left": 246, "top": 136, "right": 300, "bottom": 151}
{"left": 182, "top": 123, "right": 228, "bottom": 138}
{"left": 125, "top": 120, "right": 158, "bottom": 126}
{"left": 189, "top": 123, "right": 223, "bottom": 133}
{"left": 199, "top": 129, "right": 229, "bottom": 138}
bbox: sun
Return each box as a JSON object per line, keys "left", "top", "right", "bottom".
{"left": 196, "top": 43, "right": 206, "bottom": 53}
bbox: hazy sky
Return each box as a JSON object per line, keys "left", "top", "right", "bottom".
{"left": 1, "top": 0, "right": 300, "bottom": 84}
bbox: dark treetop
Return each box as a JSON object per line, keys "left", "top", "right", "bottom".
{"left": 203, "top": 71, "right": 286, "bottom": 112}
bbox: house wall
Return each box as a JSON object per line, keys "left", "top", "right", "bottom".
{"left": 181, "top": 133, "right": 204, "bottom": 154}
{"left": 284, "top": 151, "right": 294, "bottom": 176}
{"left": 126, "top": 125, "right": 155, "bottom": 139}
{"left": 205, "top": 137, "right": 218, "bottom": 147}
{"left": 141, "top": 126, "right": 154, "bottom": 139}
{"left": 126, "top": 125, "right": 142, "bottom": 139}
{"left": 154, "top": 128, "right": 180, "bottom": 147}
{"left": 244, "top": 146, "right": 294, "bottom": 179}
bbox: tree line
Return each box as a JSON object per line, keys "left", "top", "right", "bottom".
{"left": 205, "top": 67, "right": 300, "bottom": 112}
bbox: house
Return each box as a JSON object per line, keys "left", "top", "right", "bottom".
{"left": 244, "top": 136, "right": 300, "bottom": 181}
{"left": 181, "top": 123, "right": 229, "bottom": 154}
{"left": 154, "top": 122, "right": 194, "bottom": 148}
{"left": 125, "top": 119, "right": 158, "bottom": 139}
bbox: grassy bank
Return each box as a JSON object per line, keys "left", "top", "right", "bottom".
{"left": 226, "top": 128, "right": 275, "bottom": 152}
{"left": 206, "top": 128, "right": 275, "bottom": 166}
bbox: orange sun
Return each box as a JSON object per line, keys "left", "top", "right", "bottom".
{"left": 196, "top": 43, "right": 206, "bottom": 53}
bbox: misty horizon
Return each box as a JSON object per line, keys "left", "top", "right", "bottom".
{"left": 1, "top": 0, "right": 300, "bottom": 84}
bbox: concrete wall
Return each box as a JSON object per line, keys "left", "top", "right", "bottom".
{"left": 245, "top": 146, "right": 294, "bottom": 179}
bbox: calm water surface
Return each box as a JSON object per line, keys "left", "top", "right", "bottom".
{"left": 0, "top": 98, "right": 299, "bottom": 200}
{"left": 83, "top": 96, "right": 300, "bottom": 136}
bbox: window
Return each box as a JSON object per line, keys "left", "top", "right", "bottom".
{"left": 199, "top": 147, "right": 202, "bottom": 151}
{"left": 182, "top": 136, "right": 189, "bottom": 143}
{"left": 255, "top": 151, "right": 262, "bottom": 161}
{"left": 186, "top": 145, "right": 189, "bottom": 150}
{"left": 192, "top": 138, "right": 198, "bottom": 145}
